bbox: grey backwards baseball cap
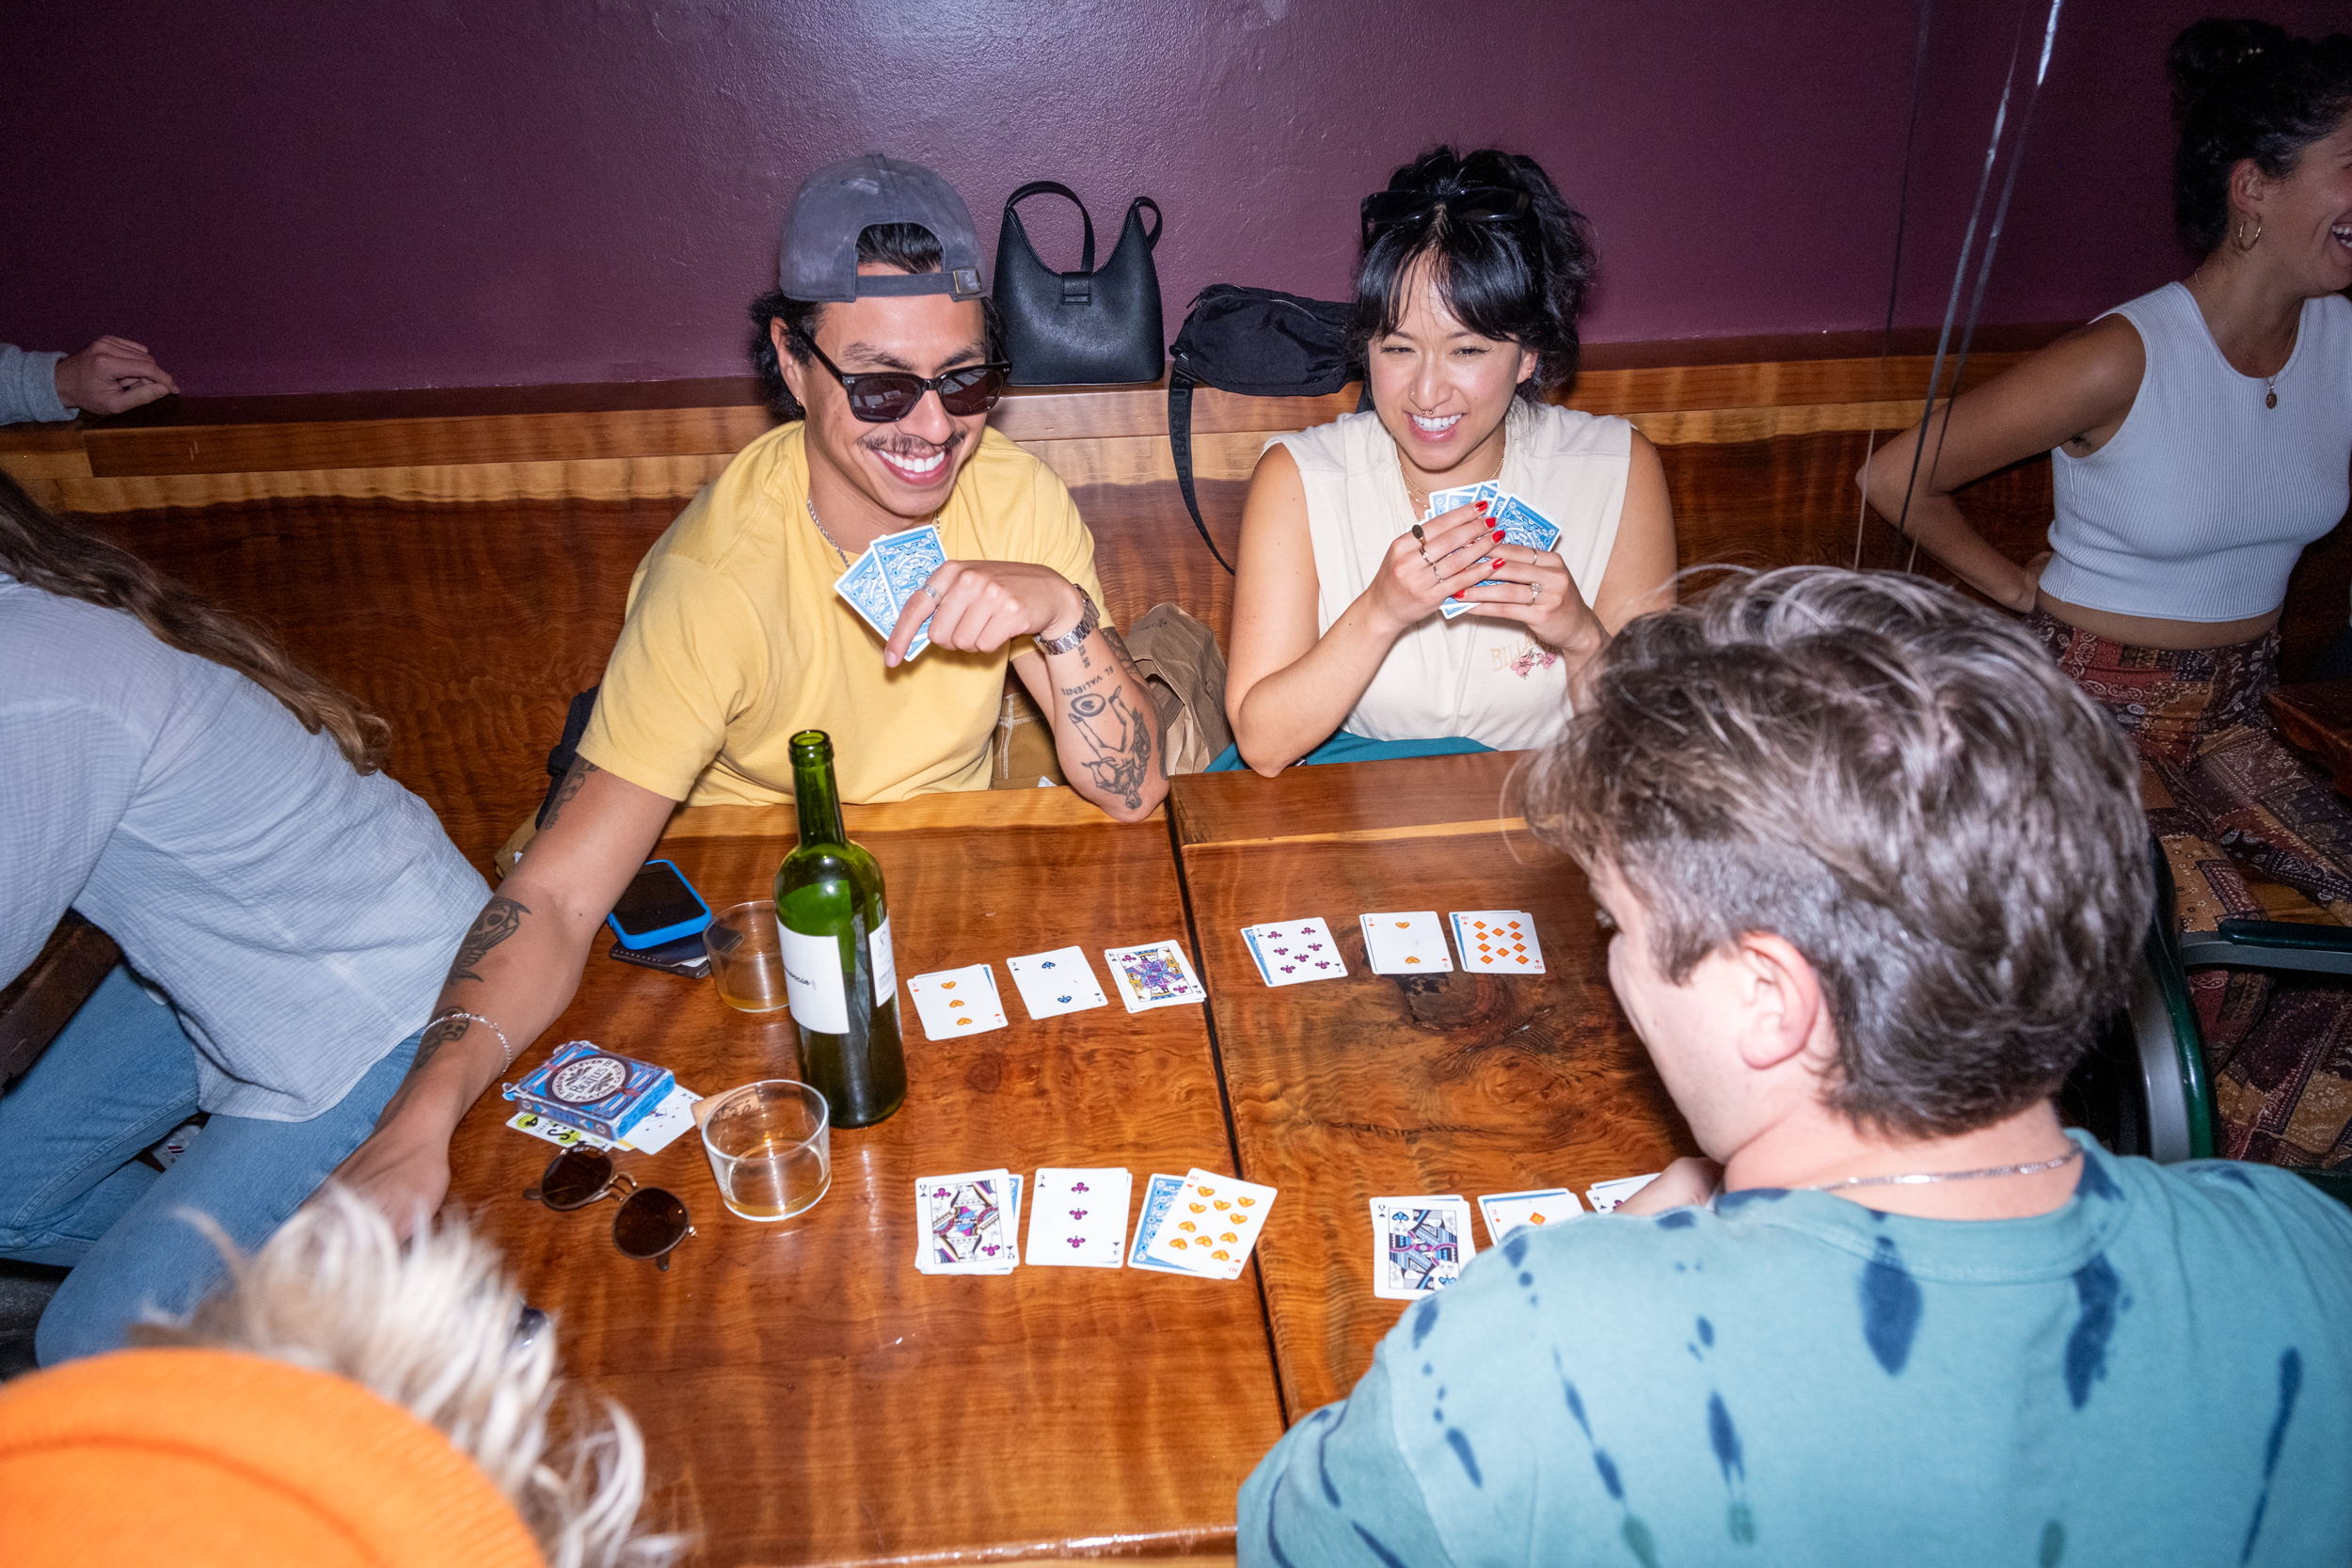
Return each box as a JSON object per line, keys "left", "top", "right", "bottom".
{"left": 779, "top": 153, "right": 986, "bottom": 303}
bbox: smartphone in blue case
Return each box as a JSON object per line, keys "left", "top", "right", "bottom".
{"left": 605, "top": 858, "right": 712, "bottom": 950}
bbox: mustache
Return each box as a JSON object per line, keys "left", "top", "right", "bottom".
{"left": 860, "top": 430, "right": 965, "bottom": 459}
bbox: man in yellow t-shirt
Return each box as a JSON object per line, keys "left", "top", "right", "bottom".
{"left": 327, "top": 156, "right": 1167, "bottom": 1228}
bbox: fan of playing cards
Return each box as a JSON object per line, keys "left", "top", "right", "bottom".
{"left": 835, "top": 522, "right": 947, "bottom": 659}
{"left": 910, "top": 1165, "right": 1278, "bottom": 1280}
{"left": 1423, "top": 482, "right": 1561, "bottom": 621}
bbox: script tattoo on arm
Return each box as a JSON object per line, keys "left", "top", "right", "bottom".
{"left": 538, "top": 758, "right": 599, "bottom": 831}
{"left": 447, "top": 895, "right": 531, "bottom": 985}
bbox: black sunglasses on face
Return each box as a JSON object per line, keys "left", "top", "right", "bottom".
{"left": 1359, "top": 186, "right": 1533, "bottom": 248}
{"left": 525, "top": 1147, "right": 694, "bottom": 1270}
{"left": 786, "top": 318, "right": 1010, "bottom": 422}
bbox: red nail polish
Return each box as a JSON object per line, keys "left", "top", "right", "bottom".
{"left": 1475, "top": 499, "right": 1490, "bottom": 511}
{"left": 1492, "top": 530, "right": 1506, "bottom": 542}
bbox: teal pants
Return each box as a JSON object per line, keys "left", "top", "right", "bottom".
{"left": 1206, "top": 733, "right": 1494, "bottom": 771}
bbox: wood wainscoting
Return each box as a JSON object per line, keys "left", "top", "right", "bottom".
{"left": 8, "top": 325, "right": 2348, "bottom": 872}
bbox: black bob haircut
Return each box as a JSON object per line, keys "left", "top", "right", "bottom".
{"left": 748, "top": 223, "right": 1008, "bottom": 422}
{"left": 1348, "top": 147, "right": 1598, "bottom": 404}
{"left": 2169, "top": 17, "right": 2352, "bottom": 255}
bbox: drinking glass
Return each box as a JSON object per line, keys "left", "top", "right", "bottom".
{"left": 705, "top": 900, "right": 788, "bottom": 1013}
{"left": 700, "top": 1079, "right": 831, "bottom": 1221}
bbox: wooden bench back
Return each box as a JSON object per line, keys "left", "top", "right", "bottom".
{"left": 8, "top": 330, "right": 2346, "bottom": 873}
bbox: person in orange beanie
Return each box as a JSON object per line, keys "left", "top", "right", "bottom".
{"left": 0, "top": 1188, "right": 685, "bottom": 1566}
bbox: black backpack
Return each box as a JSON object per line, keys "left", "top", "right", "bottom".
{"left": 1166, "top": 286, "right": 1359, "bottom": 573}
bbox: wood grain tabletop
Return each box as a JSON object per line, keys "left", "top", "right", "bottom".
{"left": 1169, "top": 752, "right": 1697, "bottom": 1418}
{"left": 443, "top": 790, "right": 1277, "bottom": 1567}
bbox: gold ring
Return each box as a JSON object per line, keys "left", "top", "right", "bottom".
{"left": 1410, "top": 522, "right": 1427, "bottom": 542}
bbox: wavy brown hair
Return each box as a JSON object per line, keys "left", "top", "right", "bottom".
{"left": 0, "top": 468, "right": 389, "bottom": 773}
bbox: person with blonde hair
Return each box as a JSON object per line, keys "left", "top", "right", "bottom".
{"left": 0, "top": 1187, "right": 687, "bottom": 1566}
{"left": 0, "top": 470, "right": 485, "bottom": 1362}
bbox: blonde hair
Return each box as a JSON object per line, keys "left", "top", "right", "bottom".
{"left": 134, "top": 1188, "right": 688, "bottom": 1568}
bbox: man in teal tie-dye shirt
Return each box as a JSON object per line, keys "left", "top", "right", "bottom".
{"left": 1240, "top": 568, "right": 2352, "bottom": 1565}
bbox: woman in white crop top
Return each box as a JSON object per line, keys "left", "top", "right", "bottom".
{"left": 1222, "top": 148, "right": 1676, "bottom": 774}
{"left": 1861, "top": 20, "right": 2352, "bottom": 1170}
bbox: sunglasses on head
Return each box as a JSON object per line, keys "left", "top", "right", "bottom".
{"left": 524, "top": 1147, "right": 694, "bottom": 1270}
{"left": 1359, "top": 186, "right": 1533, "bottom": 248}
{"left": 786, "top": 318, "right": 1010, "bottom": 422}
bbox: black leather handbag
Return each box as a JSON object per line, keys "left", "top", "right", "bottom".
{"left": 993, "top": 182, "right": 1165, "bottom": 386}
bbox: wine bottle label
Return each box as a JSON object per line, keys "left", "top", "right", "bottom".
{"left": 869, "top": 913, "right": 897, "bottom": 1006}
{"left": 779, "top": 926, "right": 850, "bottom": 1034}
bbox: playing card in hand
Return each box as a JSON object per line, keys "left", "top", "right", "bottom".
{"left": 1359, "top": 911, "right": 1453, "bottom": 974}
{"left": 1025, "top": 1167, "right": 1133, "bottom": 1268}
{"left": 1371, "top": 1195, "right": 1477, "bottom": 1299}
{"left": 1450, "top": 911, "right": 1545, "bottom": 973}
{"left": 1141, "top": 1168, "right": 1276, "bottom": 1279}
{"left": 1006, "top": 946, "right": 1109, "bottom": 1021}
{"left": 1103, "top": 940, "right": 1205, "bottom": 1012}
{"left": 906, "top": 963, "right": 1008, "bottom": 1040}
{"left": 1440, "top": 489, "right": 1562, "bottom": 621}
{"left": 1240, "top": 917, "right": 1347, "bottom": 987}
{"left": 834, "top": 524, "right": 946, "bottom": 660}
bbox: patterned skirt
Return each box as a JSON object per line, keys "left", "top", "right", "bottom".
{"left": 2032, "top": 610, "right": 2352, "bottom": 1167}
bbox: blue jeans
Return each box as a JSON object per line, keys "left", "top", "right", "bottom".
{"left": 0, "top": 965, "right": 420, "bottom": 1364}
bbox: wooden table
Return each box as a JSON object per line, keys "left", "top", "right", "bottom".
{"left": 1168, "top": 751, "right": 1696, "bottom": 1416}
{"left": 444, "top": 789, "right": 1281, "bottom": 1567}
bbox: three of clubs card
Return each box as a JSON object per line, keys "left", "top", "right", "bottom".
{"left": 1451, "top": 911, "right": 1545, "bottom": 973}
{"left": 1371, "top": 1196, "right": 1477, "bottom": 1300}
{"left": 1005, "top": 946, "right": 1109, "bottom": 1022}
{"left": 1104, "top": 941, "right": 1206, "bottom": 1012}
{"left": 1241, "top": 917, "right": 1346, "bottom": 987}
{"left": 905, "top": 964, "right": 1008, "bottom": 1041}
{"left": 913, "top": 1169, "right": 1024, "bottom": 1274}
{"left": 1025, "top": 1167, "right": 1133, "bottom": 1269}
{"left": 1140, "top": 1169, "right": 1277, "bottom": 1279}
{"left": 834, "top": 523, "right": 947, "bottom": 661}
{"left": 1360, "top": 911, "right": 1453, "bottom": 974}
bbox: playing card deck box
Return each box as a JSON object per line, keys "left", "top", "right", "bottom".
{"left": 503, "top": 1040, "right": 675, "bottom": 1144}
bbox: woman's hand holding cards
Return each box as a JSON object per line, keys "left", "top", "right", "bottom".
{"left": 1368, "top": 499, "right": 1500, "bottom": 635}
{"left": 1452, "top": 536, "right": 1607, "bottom": 657}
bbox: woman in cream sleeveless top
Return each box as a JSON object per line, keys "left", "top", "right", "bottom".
{"left": 1272, "top": 398, "right": 1632, "bottom": 751}
{"left": 1223, "top": 148, "right": 1675, "bottom": 774}
{"left": 1856, "top": 19, "right": 2352, "bottom": 1170}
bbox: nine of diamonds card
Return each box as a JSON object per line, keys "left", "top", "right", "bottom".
{"left": 1450, "top": 910, "right": 1546, "bottom": 973}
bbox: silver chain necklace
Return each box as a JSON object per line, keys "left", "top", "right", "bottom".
{"left": 803, "top": 497, "right": 850, "bottom": 567}
{"left": 1803, "top": 1143, "right": 2081, "bottom": 1192}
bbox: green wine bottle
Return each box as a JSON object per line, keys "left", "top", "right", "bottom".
{"left": 774, "top": 730, "right": 906, "bottom": 1128}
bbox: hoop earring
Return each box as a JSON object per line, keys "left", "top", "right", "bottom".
{"left": 2233, "top": 214, "right": 2264, "bottom": 253}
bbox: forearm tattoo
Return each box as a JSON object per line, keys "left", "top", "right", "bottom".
{"left": 1048, "top": 626, "right": 1160, "bottom": 810}
{"left": 539, "top": 758, "right": 599, "bottom": 831}
{"left": 448, "top": 895, "right": 531, "bottom": 985}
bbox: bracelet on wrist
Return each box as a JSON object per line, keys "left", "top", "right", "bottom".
{"left": 1033, "top": 590, "right": 1100, "bottom": 656}
{"left": 428, "top": 1009, "right": 515, "bottom": 1070}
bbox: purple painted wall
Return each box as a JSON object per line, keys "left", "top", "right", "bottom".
{"left": 2, "top": 1, "right": 2343, "bottom": 397}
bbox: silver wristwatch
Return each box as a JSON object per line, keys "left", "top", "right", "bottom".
{"left": 1032, "top": 590, "right": 1100, "bottom": 656}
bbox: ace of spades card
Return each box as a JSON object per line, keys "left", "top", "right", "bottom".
{"left": 1359, "top": 911, "right": 1453, "bottom": 974}
{"left": 1103, "top": 940, "right": 1205, "bottom": 1013}
{"left": 1370, "top": 1196, "right": 1477, "bottom": 1300}
{"left": 1240, "top": 917, "right": 1348, "bottom": 987}
{"left": 1450, "top": 910, "right": 1546, "bottom": 974}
